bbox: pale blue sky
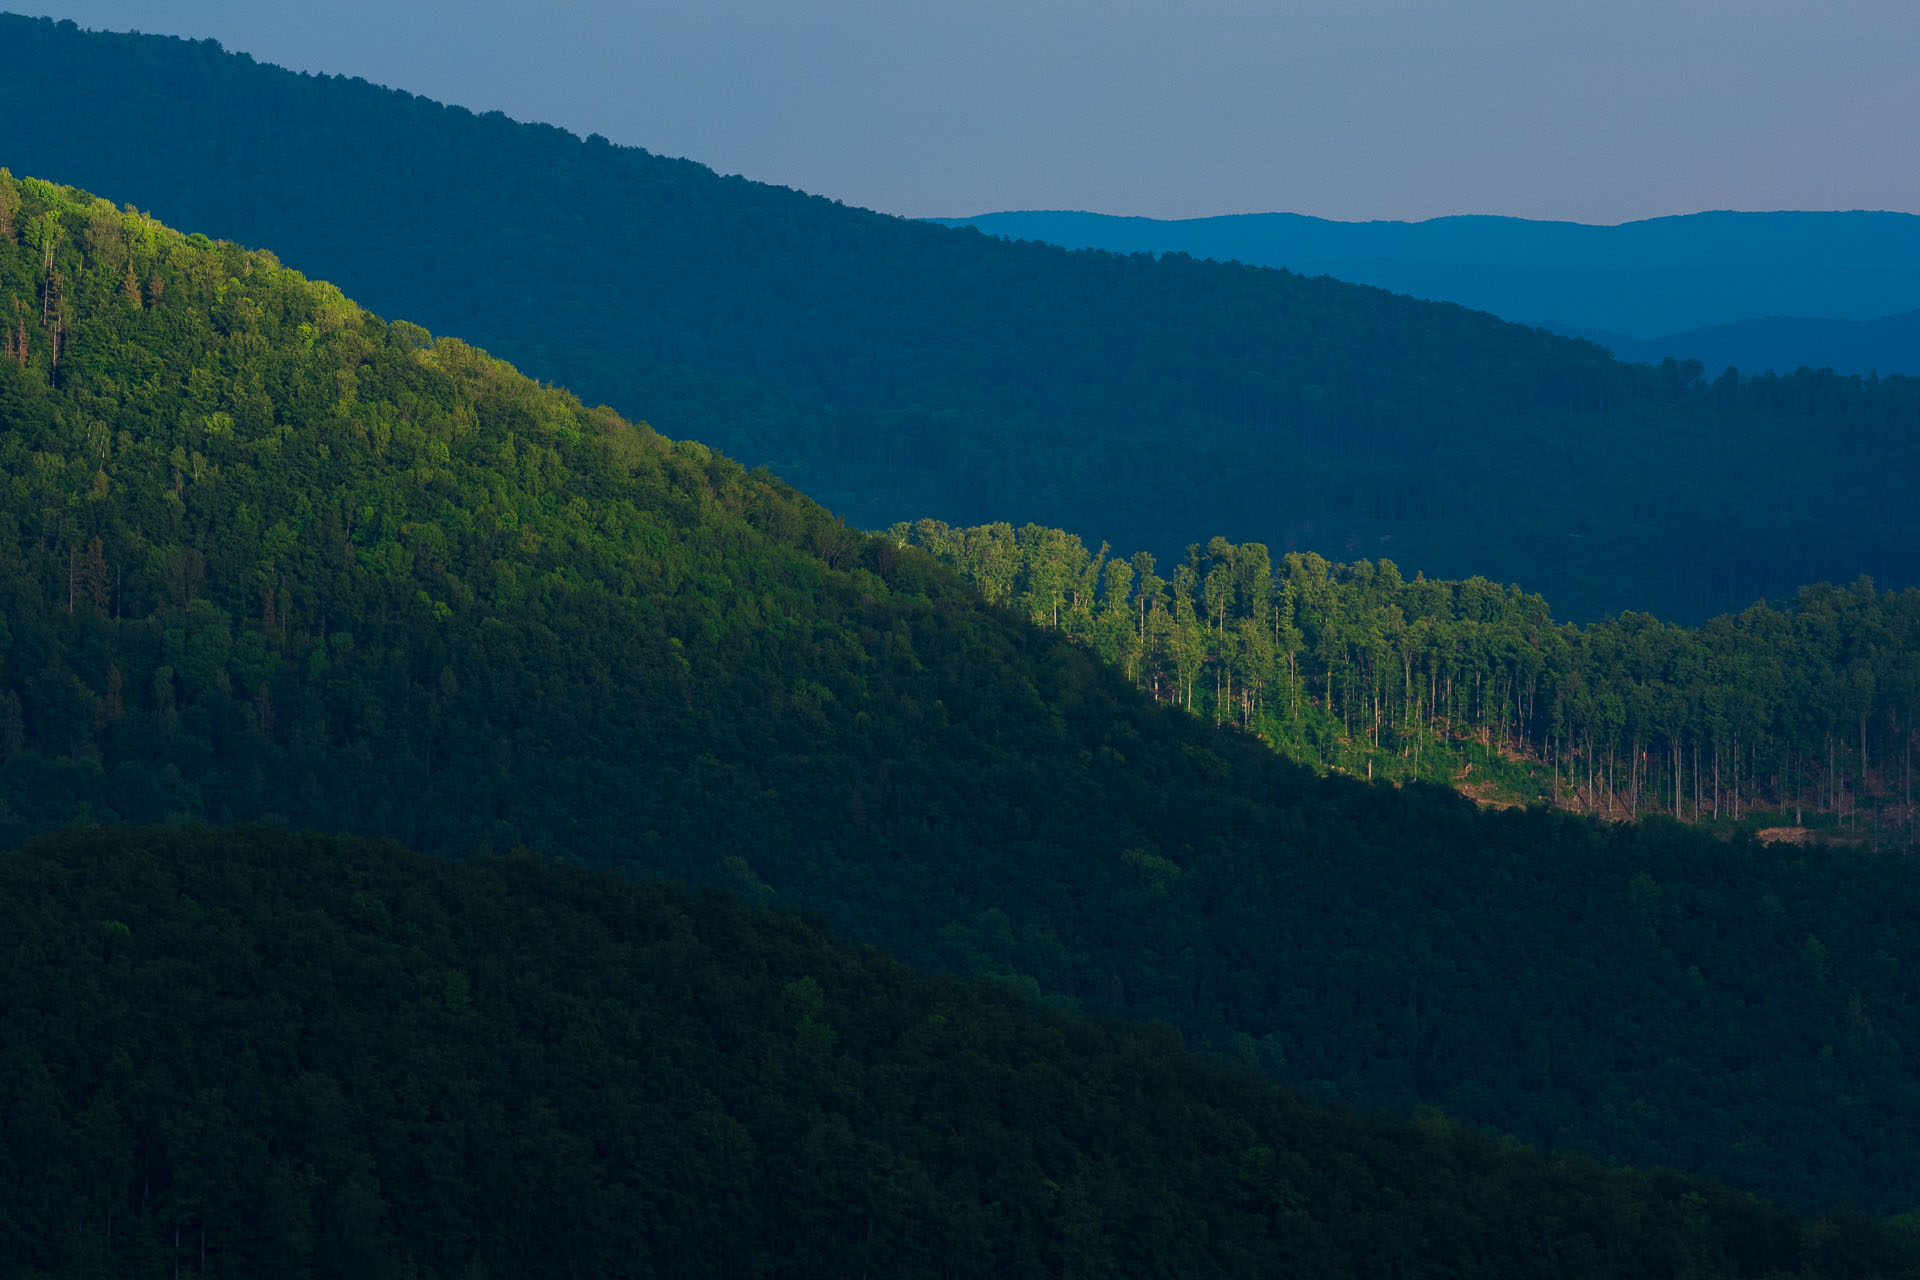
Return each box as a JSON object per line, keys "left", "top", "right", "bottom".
{"left": 17, "top": 0, "right": 1919, "bottom": 222}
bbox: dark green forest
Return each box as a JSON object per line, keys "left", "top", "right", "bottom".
{"left": 3, "top": 14, "right": 1918, "bottom": 622}
{"left": 14, "top": 824, "right": 1920, "bottom": 1279}
{"left": 5, "top": 173, "right": 1920, "bottom": 1218}
{"left": 893, "top": 520, "right": 1920, "bottom": 837}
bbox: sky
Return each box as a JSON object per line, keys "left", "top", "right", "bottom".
{"left": 17, "top": 0, "right": 1920, "bottom": 223}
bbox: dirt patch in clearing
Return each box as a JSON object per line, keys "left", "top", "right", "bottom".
{"left": 1756, "top": 826, "right": 1815, "bottom": 845}
{"left": 1456, "top": 781, "right": 1521, "bottom": 811}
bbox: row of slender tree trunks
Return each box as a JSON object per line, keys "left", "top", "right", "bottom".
{"left": 896, "top": 520, "right": 1919, "bottom": 838}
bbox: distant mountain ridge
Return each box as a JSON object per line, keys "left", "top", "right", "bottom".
{"left": 1553, "top": 309, "right": 1920, "bottom": 378}
{"left": 934, "top": 208, "right": 1920, "bottom": 355}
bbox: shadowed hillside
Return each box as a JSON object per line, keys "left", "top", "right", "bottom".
{"left": 9, "top": 824, "right": 1919, "bottom": 1277}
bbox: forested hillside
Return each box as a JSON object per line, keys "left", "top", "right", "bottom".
{"left": 6, "top": 173, "right": 1920, "bottom": 1215}
{"left": 894, "top": 520, "right": 1920, "bottom": 838}
{"left": 11, "top": 825, "right": 1918, "bottom": 1279}
{"left": 3, "top": 15, "right": 1919, "bottom": 622}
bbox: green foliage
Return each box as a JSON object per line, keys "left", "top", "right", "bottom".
{"left": 7, "top": 174, "right": 1920, "bottom": 1218}
{"left": 4, "top": 15, "right": 1919, "bottom": 622}
{"left": 896, "top": 520, "right": 1920, "bottom": 835}
{"left": 6, "top": 823, "right": 1918, "bottom": 1278}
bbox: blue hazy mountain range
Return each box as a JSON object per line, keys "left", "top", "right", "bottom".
{"left": 1558, "top": 311, "right": 1920, "bottom": 379}
{"left": 934, "top": 210, "right": 1920, "bottom": 375}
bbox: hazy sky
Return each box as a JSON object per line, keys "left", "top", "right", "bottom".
{"left": 18, "top": 1, "right": 1919, "bottom": 222}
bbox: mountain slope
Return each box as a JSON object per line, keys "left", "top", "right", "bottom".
{"left": 11, "top": 824, "right": 1917, "bottom": 1278}
{"left": 7, "top": 172, "right": 1920, "bottom": 1214}
{"left": 935, "top": 208, "right": 1920, "bottom": 339}
{"left": 3, "top": 15, "right": 1919, "bottom": 621}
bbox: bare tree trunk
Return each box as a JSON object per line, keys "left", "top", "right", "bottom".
{"left": 1862, "top": 715, "right": 1871, "bottom": 816}
{"left": 1794, "top": 747, "right": 1802, "bottom": 826}
{"left": 1734, "top": 739, "right": 1743, "bottom": 822}
{"left": 1673, "top": 740, "right": 1681, "bottom": 819}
